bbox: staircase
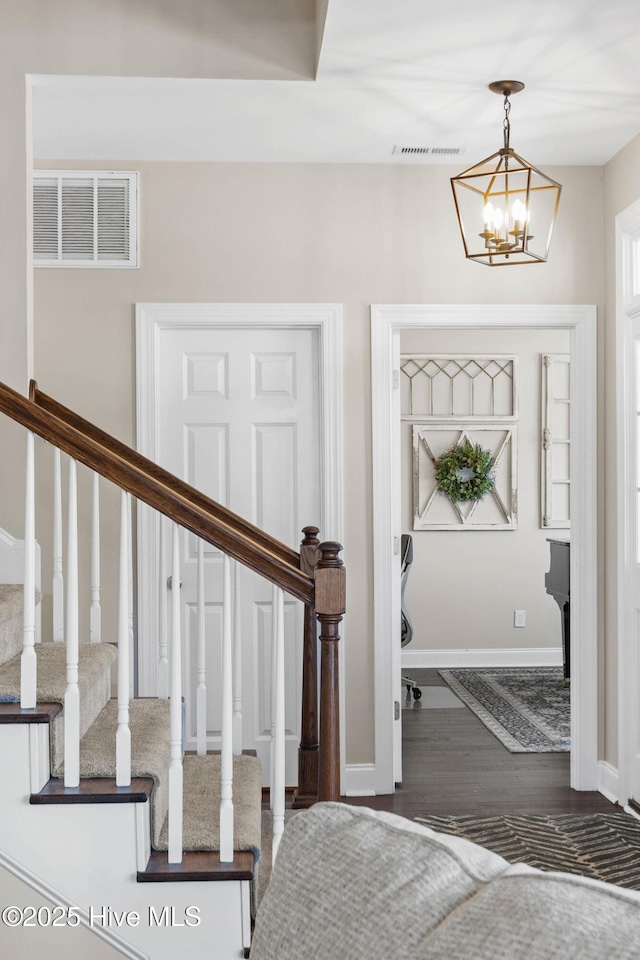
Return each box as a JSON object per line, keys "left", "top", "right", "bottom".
{"left": 0, "top": 379, "right": 346, "bottom": 960}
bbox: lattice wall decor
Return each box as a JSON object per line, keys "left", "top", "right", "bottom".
{"left": 413, "top": 424, "right": 518, "bottom": 530}
{"left": 401, "top": 355, "right": 517, "bottom": 420}
{"left": 541, "top": 353, "right": 570, "bottom": 529}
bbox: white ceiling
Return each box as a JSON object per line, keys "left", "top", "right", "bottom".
{"left": 32, "top": 0, "right": 640, "bottom": 166}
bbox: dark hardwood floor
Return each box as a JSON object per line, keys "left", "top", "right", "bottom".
{"left": 344, "top": 669, "right": 618, "bottom": 819}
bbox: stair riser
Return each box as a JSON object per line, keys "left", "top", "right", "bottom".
{"left": 50, "top": 668, "right": 112, "bottom": 774}
{"left": 0, "top": 723, "right": 250, "bottom": 960}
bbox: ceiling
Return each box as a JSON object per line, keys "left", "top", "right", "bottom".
{"left": 32, "top": 0, "right": 640, "bottom": 166}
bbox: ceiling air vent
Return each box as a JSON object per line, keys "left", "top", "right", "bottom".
{"left": 33, "top": 171, "right": 138, "bottom": 268}
{"left": 392, "top": 146, "right": 467, "bottom": 157}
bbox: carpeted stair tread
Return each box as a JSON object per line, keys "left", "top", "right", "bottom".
{"left": 0, "top": 584, "right": 28, "bottom": 666}
{"left": 0, "top": 642, "right": 117, "bottom": 703}
{"left": 156, "top": 754, "right": 262, "bottom": 858}
{"left": 0, "top": 642, "right": 117, "bottom": 772}
{"left": 74, "top": 698, "right": 171, "bottom": 848}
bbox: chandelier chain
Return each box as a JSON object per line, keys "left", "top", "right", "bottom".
{"left": 503, "top": 93, "right": 511, "bottom": 150}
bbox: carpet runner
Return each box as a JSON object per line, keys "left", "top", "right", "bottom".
{"left": 0, "top": 586, "right": 262, "bottom": 884}
{"left": 438, "top": 667, "right": 570, "bottom": 752}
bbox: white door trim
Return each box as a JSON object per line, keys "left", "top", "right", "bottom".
{"left": 135, "top": 302, "right": 344, "bottom": 785}
{"left": 615, "top": 201, "right": 640, "bottom": 807}
{"left": 371, "top": 304, "right": 598, "bottom": 795}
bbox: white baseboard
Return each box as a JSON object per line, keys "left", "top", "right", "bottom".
{"left": 597, "top": 761, "right": 619, "bottom": 805}
{"left": 401, "top": 648, "right": 563, "bottom": 669}
{"left": 344, "top": 763, "right": 376, "bottom": 797}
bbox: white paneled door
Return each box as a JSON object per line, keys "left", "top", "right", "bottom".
{"left": 156, "top": 325, "right": 321, "bottom": 785}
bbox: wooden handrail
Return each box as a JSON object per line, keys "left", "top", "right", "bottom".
{"left": 0, "top": 381, "right": 314, "bottom": 605}
{"left": 30, "top": 381, "right": 299, "bottom": 570}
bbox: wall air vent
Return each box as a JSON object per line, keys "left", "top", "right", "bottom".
{"left": 392, "top": 146, "right": 467, "bottom": 157}
{"left": 33, "top": 171, "right": 138, "bottom": 268}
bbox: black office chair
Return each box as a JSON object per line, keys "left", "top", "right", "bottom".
{"left": 400, "top": 533, "right": 421, "bottom": 701}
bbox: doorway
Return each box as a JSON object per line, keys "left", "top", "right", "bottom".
{"left": 135, "top": 302, "right": 344, "bottom": 786}
{"left": 371, "top": 304, "right": 598, "bottom": 796}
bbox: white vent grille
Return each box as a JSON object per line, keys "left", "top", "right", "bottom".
{"left": 392, "top": 145, "right": 467, "bottom": 157}
{"left": 33, "top": 171, "right": 138, "bottom": 268}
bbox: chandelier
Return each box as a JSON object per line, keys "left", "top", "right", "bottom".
{"left": 451, "top": 81, "right": 561, "bottom": 266}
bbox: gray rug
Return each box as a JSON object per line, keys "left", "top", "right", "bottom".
{"left": 438, "top": 667, "right": 570, "bottom": 752}
{"left": 414, "top": 814, "right": 640, "bottom": 890}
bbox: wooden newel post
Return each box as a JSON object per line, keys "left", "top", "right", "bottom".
{"left": 294, "top": 526, "right": 321, "bottom": 808}
{"left": 315, "top": 541, "right": 345, "bottom": 803}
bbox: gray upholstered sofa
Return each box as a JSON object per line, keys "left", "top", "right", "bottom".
{"left": 250, "top": 802, "right": 640, "bottom": 959}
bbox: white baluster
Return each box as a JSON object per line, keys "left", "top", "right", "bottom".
{"left": 269, "top": 583, "right": 278, "bottom": 810}
{"left": 116, "top": 491, "right": 131, "bottom": 786}
{"left": 127, "top": 498, "right": 135, "bottom": 698}
{"left": 196, "top": 538, "right": 207, "bottom": 757}
{"left": 157, "top": 515, "right": 169, "bottom": 698}
{"left": 272, "top": 587, "right": 285, "bottom": 862}
{"left": 232, "top": 560, "right": 243, "bottom": 757}
{"left": 52, "top": 447, "right": 64, "bottom": 643}
{"left": 168, "top": 523, "right": 183, "bottom": 863}
{"left": 20, "top": 431, "right": 37, "bottom": 708}
{"left": 89, "top": 472, "right": 101, "bottom": 643}
{"left": 219, "top": 552, "right": 234, "bottom": 863}
{"left": 64, "top": 458, "right": 80, "bottom": 788}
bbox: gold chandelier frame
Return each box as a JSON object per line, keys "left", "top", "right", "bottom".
{"left": 451, "top": 81, "right": 562, "bottom": 266}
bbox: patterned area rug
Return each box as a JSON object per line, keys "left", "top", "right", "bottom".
{"left": 438, "top": 667, "right": 570, "bottom": 752}
{"left": 414, "top": 814, "right": 640, "bottom": 891}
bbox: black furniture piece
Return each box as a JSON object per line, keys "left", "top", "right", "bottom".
{"left": 400, "top": 534, "right": 421, "bottom": 700}
{"left": 545, "top": 538, "right": 570, "bottom": 682}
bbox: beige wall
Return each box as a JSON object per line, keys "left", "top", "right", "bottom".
{"left": 400, "top": 327, "right": 570, "bottom": 654}
{"left": 0, "top": 0, "right": 316, "bottom": 537}
{"left": 0, "top": 863, "right": 125, "bottom": 958}
{"left": 33, "top": 160, "right": 604, "bottom": 765}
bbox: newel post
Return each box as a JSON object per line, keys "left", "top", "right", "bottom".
{"left": 315, "top": 541, "right": 345, "bottom": 802}
{"left": 293, "top": 526, "right": 321, "bottom": 808}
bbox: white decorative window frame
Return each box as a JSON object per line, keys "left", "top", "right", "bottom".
{"left": 541, "top": 353, "right": 570, "bottom": 529}
{"left": 400, "top": 354, "right": 518, "bottom": 420}
{"left": 413, "top": 422, "right": 518, "bottom": 530}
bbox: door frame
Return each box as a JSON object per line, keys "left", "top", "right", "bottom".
{"left": 371, "top": 304, "right": 598, "bottom": 796}
{"left": 616, "top": 201, "right": 640, "bottom": 809}
{"left": 135, "top": 302, "right": 344, "bottom": 782}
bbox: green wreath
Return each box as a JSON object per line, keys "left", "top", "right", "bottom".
{"left": 434, "top": 440, "right": 496, "bottom": 503}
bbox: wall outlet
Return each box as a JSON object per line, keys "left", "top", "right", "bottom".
{"left": 514, "top": 610, "right": 526, "bottom": 628}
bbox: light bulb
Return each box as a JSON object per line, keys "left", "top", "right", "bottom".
{"left": 483, "top": 202, "right": 495, "bottom": 231}
{"left": 512, "top": 198, "right": 526, "bottom": 221}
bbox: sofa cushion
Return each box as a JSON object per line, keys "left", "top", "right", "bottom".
{"left": 415, "top": 863, "right": 640, "bottom": 959}
{"left": 250, "top": 802, "right": 510, "bottom": 960}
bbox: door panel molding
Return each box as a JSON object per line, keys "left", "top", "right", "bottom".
{"left": 135, "top": 303, "right": 343, "bottom": 783}
{"left": 371, "top": 304, "right": 597, "bottom": 796}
